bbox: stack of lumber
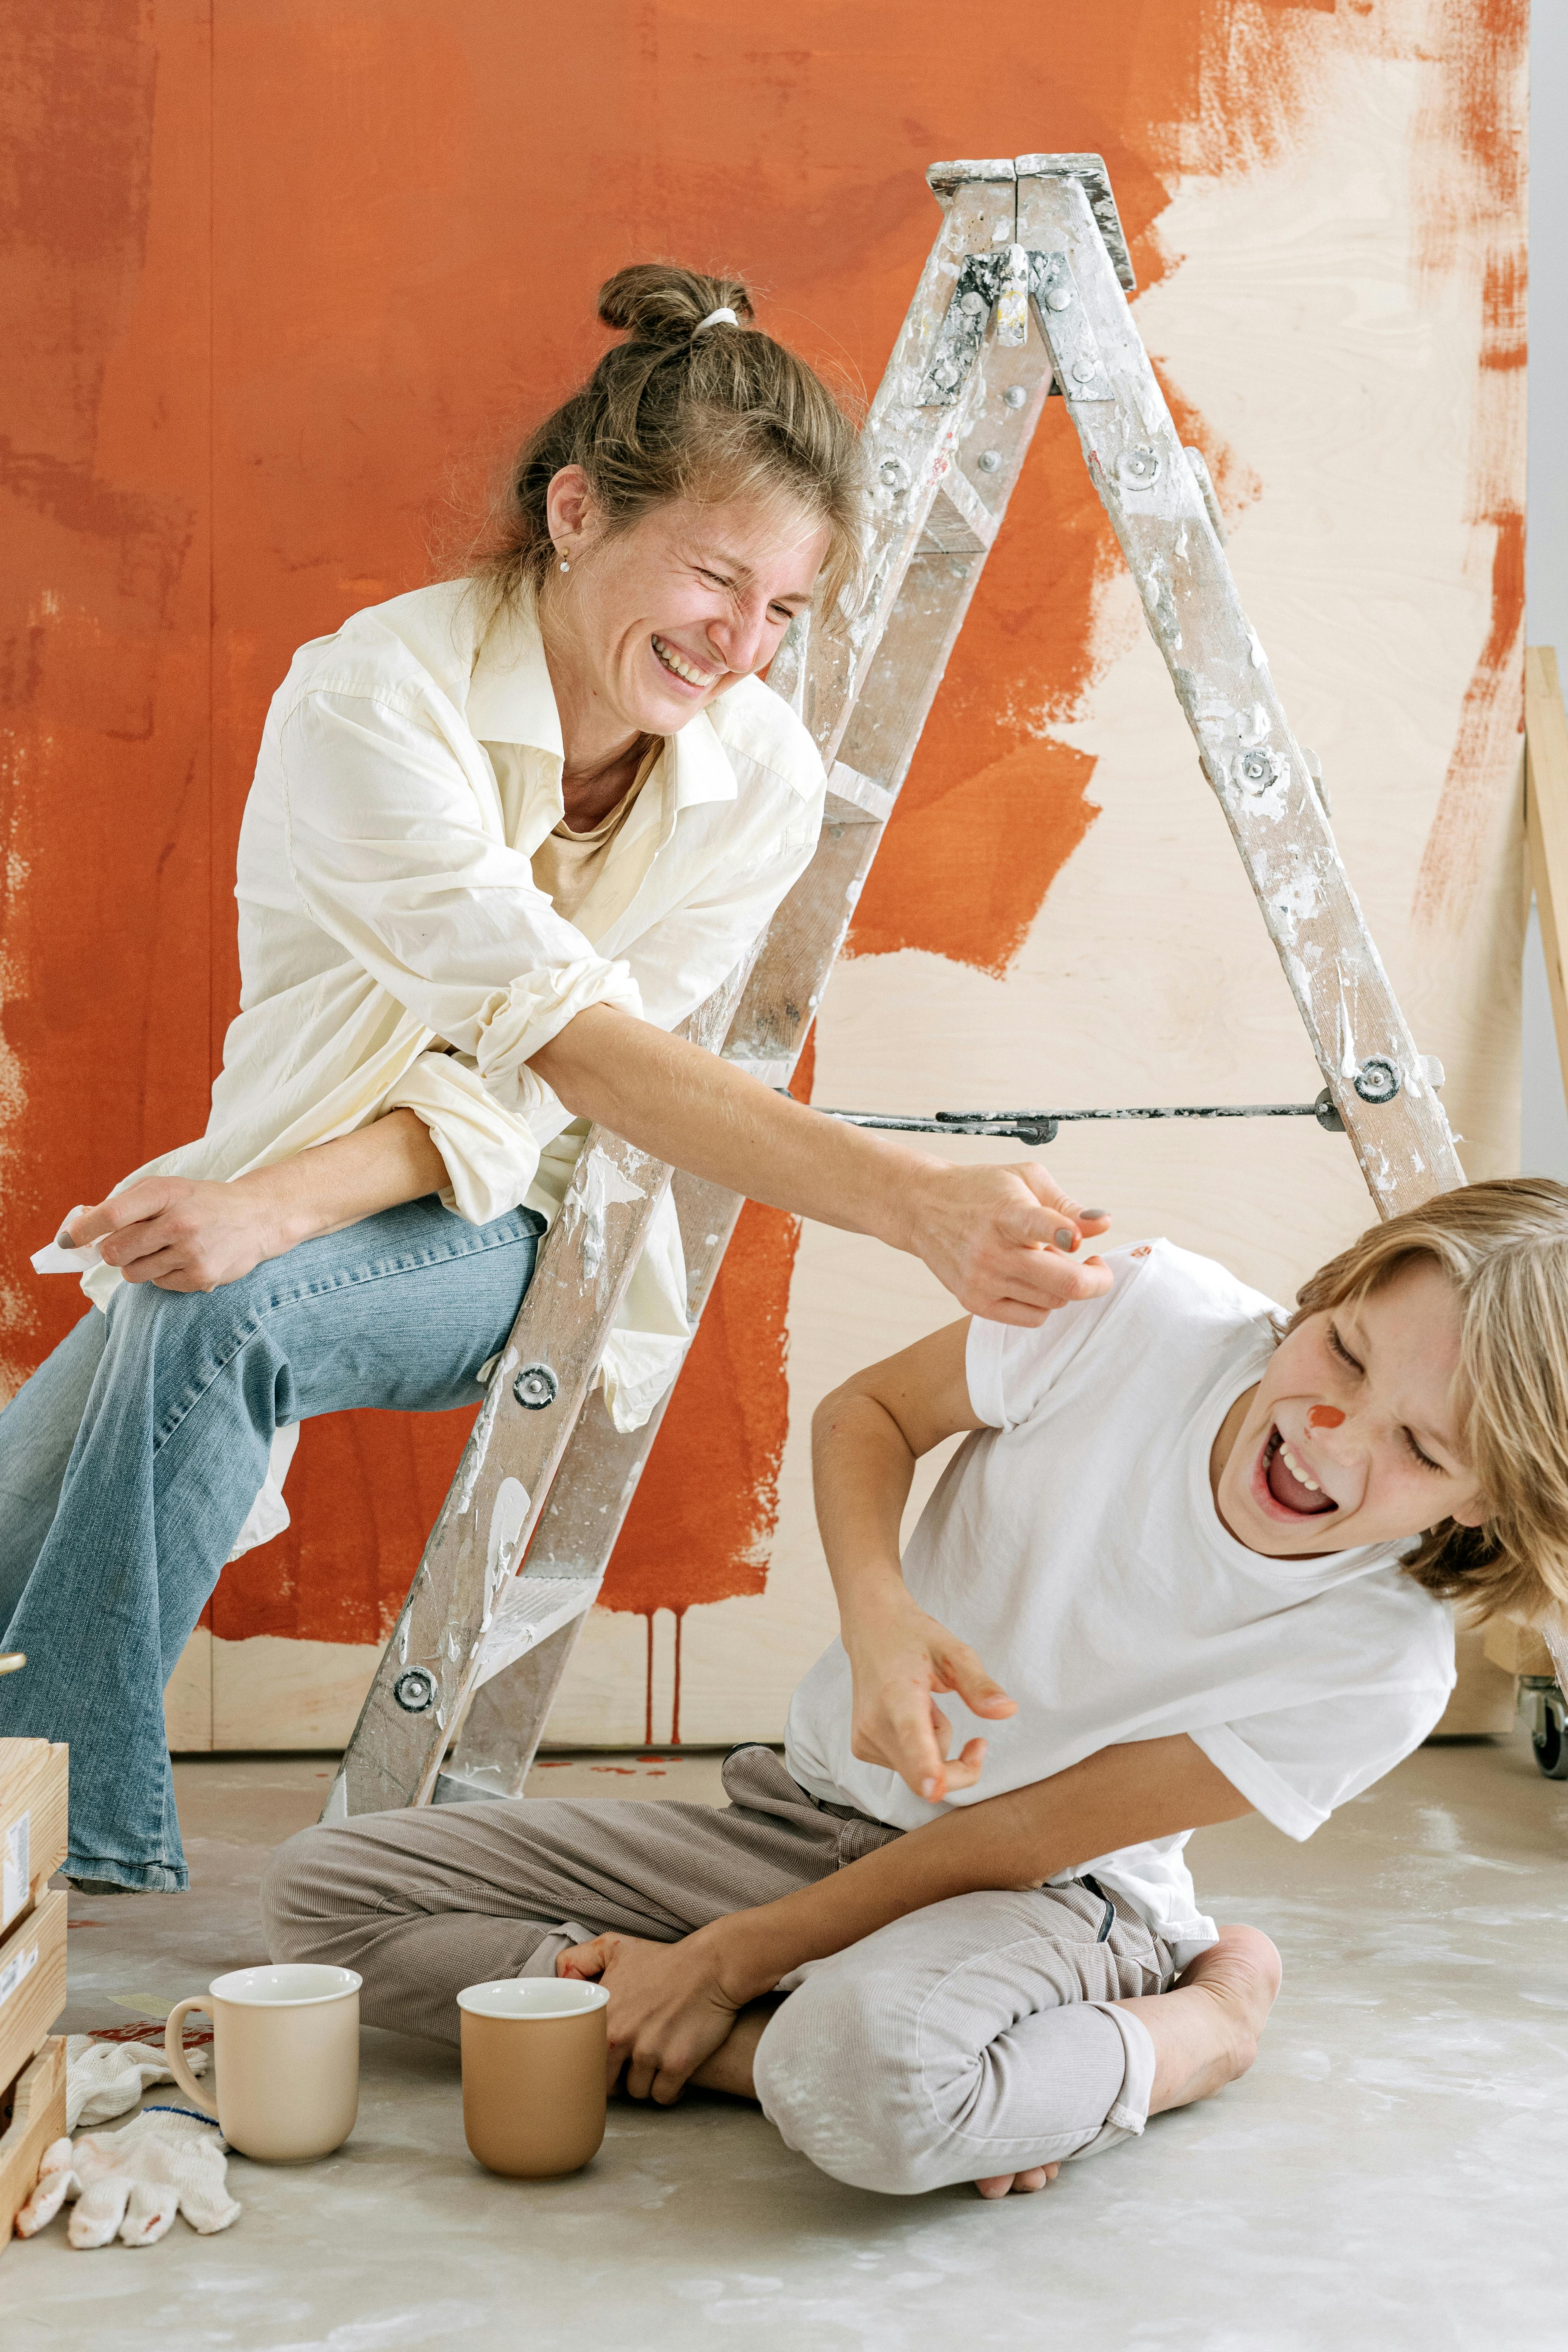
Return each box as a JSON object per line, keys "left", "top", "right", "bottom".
{"left": 0, "top": 1740, "right": 68, "bottom": 2251}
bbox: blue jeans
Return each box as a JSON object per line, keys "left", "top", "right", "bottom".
{"left": 0, "top": 1196, "right": 544, "bottom": 1889}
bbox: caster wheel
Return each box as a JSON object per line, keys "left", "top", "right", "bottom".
{"left": 1532, "top": 1691, "right": 1568, "bottom": 1779}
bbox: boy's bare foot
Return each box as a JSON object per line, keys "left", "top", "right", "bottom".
{"left": 974, "top": 2161, "right": 1060, "bottom": 2199}
{"left": 1120, "top": 1922, "right": 1282, "bottom": 2117}
{"left": 970, "top": 1927, "right": 1279, "bottom": 2199}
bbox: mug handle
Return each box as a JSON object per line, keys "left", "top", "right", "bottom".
{"left": 164, "top": 1998, "right": 219, "bottom": 2118}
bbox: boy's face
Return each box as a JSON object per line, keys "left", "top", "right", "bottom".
{"left": 1213, "top": 1259, "right": 1487, "bottom": 1557}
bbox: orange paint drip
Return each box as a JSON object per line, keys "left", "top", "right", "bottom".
{"left": 1307, "top": 1405, "right": 1345, "bottom": 1431}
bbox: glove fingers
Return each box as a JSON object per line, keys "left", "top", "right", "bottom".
{"left": 68, "top": 2174, "right": 132, "bottom": 2250}
{"left": 120, "top": 2179, "right": 180, "bottom": 2246}
{"left": 15, "top": 2163, "right": 76, "bottom": 2238}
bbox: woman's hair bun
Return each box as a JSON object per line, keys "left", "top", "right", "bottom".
{"left": 597, "top": 262, "right": 755, "bottom": 346}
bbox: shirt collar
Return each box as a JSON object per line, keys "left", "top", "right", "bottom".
{"left": 463, "top": 593, "right": 564, "bottom": 762}
{"left": 461, "top": 589, "right": 739, "bottom": 823}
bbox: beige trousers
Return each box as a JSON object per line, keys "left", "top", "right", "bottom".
{"left": 261, "top": 1745, "right": 1177, "bottom": 2196}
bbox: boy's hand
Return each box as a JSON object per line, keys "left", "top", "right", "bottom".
{"left": 842, "top": 1595, "right": 1016, "bottom": 1804}
{"left": 556, "top": 1928, "right": 752, "bottom": 2103}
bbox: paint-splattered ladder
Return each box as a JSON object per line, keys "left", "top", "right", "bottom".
{"left": 324, "top": 152, "right": 1462, "bottom": 1825}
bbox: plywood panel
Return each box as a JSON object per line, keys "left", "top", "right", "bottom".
{"left": 2, "top": 3, "right": 1525, "bottom": 1748}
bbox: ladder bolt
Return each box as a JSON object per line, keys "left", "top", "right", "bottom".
{"left": 978, "top": 449, "right": 1002, "bottom": 472}
{"left": 1352, "top": 1057, "right": 1401, "bottom": 1106}
{"left": 1045, "top": 285, "right": 1074, "bottom": 311}
{"left": 934, "top": 360, "right": 960, "bottom": 388}
{"left": 393, "top": 1669, "right": 436, "bottom": 1714}
{"left": 961, "top": 290, "right": 986, "bottom": 316}
{"left": 1233, "top": 747, "right": 1283, "bottom": 793}
{"left": 1003, "top": 385, "right": 1028, "bottom": 408}
{"left": 1118, "top": 445, "right": 1161, "bottom": 488}
{"left": 877, "top": 455, "right": 910, "bottom": 494}
{"left": 513, "top": 1362, "right": 560, "bottom": 1411}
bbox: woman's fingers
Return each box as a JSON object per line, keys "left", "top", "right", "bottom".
{"left": 67, "top": 1181, "right": 170, "bottom": 1252}
{"left": 918, "top": 1164, "right": 1114, "bottom": 1320}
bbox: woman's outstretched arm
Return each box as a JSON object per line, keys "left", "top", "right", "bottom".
{"left": 66, "top": 1006, "right": 1111, "bottom": 1314}
{"left": 531, "top": 1003, "right": 1111, "bottom": 1322}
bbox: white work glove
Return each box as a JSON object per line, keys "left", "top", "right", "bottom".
{"left": 17, "top": 2110, "right": 241, "bottom": 2247}
{"left": 65, "top": 2033, "right": 211, "bottom": 2131}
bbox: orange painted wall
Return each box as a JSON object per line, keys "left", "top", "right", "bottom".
{"left": 1, "top": 4, "right": 1526, "bottom": 1684}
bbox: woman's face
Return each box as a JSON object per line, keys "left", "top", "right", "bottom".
{"left": 543, "top": 467, "right": 831, "bottom": 742}
{"left": 1213, "top": 1258, "right": 1487, "bottom": 1558}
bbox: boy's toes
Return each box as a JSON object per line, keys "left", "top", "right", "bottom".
{"left": 974, "top": 2163, "right": 1058, "bottom": 2198}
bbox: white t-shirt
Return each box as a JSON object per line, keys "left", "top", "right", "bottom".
{"left": 784, "top": 1240, "right": 1456, "bottom": 1965}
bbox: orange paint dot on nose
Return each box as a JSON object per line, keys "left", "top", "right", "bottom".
{"left": 1307, "top": 1405, "right": 1345, "bottom": 1430}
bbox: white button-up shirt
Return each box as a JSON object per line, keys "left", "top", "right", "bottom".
{"left": 86, "top": 579, "right": 826, "bottom": 1434}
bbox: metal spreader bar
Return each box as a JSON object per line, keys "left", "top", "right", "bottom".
{"left": 808, "top": 1096, "right": 1348, "bottom": 1146}
{"left": 330, "top": 150, "right": 1462, "bottom": 1824}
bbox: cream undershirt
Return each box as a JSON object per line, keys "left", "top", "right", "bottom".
{"left": 530, "top": 744, "right": 659, "bottom": 924}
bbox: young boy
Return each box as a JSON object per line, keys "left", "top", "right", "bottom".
{"left": 264, "top": 1179, "right": 1568, "bottom": 2198}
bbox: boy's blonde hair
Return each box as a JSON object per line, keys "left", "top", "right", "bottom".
{"left": 1288, "top": 1177, "right": 1568, "bottom": 1622}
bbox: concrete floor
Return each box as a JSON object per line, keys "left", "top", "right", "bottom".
{"left": 4, "top": 1735, "right": 1567, "bottom": 2351}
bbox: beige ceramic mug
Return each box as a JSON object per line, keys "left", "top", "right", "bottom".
{"left": 164, "top": 1963, "right": 361, "bottom": 2161}
{"left": 459, "top": 1977, "right": 609, "bottom": 2178}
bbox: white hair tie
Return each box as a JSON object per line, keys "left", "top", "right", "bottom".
{"left": 695, "top": 306, "right": 739, "bottom": 332}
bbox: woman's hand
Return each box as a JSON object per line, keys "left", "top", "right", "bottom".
{"left": 842, "top": 1593, "right": 1016, "bottom": 1804}
{"left": 64, "top": 1176, "right": 295, "bottom": 1294}
{"left": 905, "top": 1161, "right": 1111, "bottom": 1326}
{"left": 556, "top": 1928, "right": 753, "bottom": 2103}
{"left": 61, "top": 1113, "right": 451, "bottom": 1293}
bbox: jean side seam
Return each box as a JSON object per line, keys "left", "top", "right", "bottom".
{"left": 149, "top": 1223, "right": 538, "bottom": 1456}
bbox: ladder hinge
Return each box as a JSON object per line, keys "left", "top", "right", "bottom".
{"left": 917, "top": 249, "right": 1113, "bottom": 407}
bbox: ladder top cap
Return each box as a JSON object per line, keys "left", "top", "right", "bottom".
{"left": 1013, "top": 149, "right": 1111, "bottom": 177}
{"left": 925, "top": 157, "right": 1016, "bottom": 193}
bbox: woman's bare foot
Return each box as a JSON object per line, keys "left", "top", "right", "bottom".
{"left": 974, "top": 2161, "right": 1061, "bottom": 2200}
{"left": 1118, "top": 1922, "right": 1282, "bottom": 2117}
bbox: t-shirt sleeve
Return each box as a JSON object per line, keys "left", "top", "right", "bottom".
{"left": 1189, "top": 1675, "right": 1454, "bottom": 1842}
{"left": 965, "top": 1243, "right": 1158, "bottom": 1429}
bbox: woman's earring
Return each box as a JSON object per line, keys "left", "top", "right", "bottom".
{"left": 558, "top": 552, "right": 571, "bottom": 575}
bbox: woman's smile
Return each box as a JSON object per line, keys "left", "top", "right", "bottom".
{"left": 650, "top": 633, "right": 723, "bottom": 692}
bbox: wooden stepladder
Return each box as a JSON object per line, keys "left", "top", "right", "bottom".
{"left": 324, "top": 152, "right": 1463, "bottom": 1826}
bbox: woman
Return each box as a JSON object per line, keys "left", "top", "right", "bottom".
{"left": 0, "top": 265, "right": 1106, "bottom": 1892}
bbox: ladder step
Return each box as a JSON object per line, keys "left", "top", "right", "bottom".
{"left": 471, "top": 1575, "right": 600, "bottom": 1692}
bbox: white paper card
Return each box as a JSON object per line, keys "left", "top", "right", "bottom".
{"left": 1, "top": 1811, "right": 28, "bottom": 1931}
{"left": 0, "top": 1934, "right": 39, "bottom": 2009}
{"left": 31, "top": 1209, "right": 103, "bottom": 1276}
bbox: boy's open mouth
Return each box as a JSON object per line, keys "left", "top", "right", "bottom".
{"left": 1260, "top": 1426, "right": 1338, "bottom": 1518}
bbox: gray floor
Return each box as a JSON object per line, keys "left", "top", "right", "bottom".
{"left": 5, "top": 1737, "right": 1567, "bottom": 2350}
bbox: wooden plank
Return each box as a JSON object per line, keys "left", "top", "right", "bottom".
{"left": 1483, "top": 1614, "right": 1559, "bottom": 1679}
{"left": 1525, "top": 646, "right": 1568, "bottom": 1110}
{"left": 0, "top": 1890, "right": 66, "bottom": 2101}
{"left": 1020, "top": 167, "right": 1463, "bottom": 1217}
{"left": 0, "top": 2037, "right": 66, "bottom": 2251}
{"left": 0, "top": 1743, "right": 67, "bottom": 1936}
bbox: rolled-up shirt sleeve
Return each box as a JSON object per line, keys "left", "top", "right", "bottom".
{"left": 279, "top": 686, "right": 642, "bottom": 1109}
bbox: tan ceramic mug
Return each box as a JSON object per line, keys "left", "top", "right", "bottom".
{"left": 458, "top": 1977, "right": 609, "bottom": 2178}
{"left": 163, "top": 1963, "right": 361, "bottom": 2161}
